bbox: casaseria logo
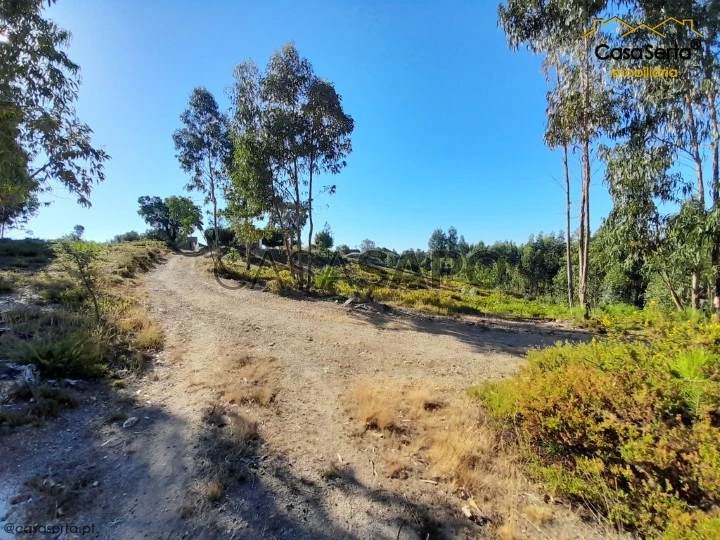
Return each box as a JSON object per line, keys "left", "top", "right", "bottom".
{"left": 583, "top": 17, "right": 704, "bottom": 79}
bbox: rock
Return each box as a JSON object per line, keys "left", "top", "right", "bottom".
{"left": 344, "top": 296, "right": 360, "bottom": 306}
{"left": 0, "top": 362, "right": 39, "bottom": 402}
{"left": 123, "top": 417, "right": 139, "bottom": 428}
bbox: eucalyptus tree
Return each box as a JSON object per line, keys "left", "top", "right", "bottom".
{"left": 603, "top": 141, "right": 688, "bottom": 309}
{"left": 173, "top": 88, "right": 232, "bottom": 253}
{"left": 0, "top": 0, "right": 108, "bottom": 228}
{"left": 607, "top": 0, "right": 720, "bottom": 310}
{"left": 229, "top": 43, "right": 353, "bottom": 289}
{"left": 546, "top": 70, "right": 575, "bottom": 307}
{"left": 226, "top": 131, "right": 272, "bottom": 270}
{"left": 499, "top": 0, "right": 617, "bottom": 315}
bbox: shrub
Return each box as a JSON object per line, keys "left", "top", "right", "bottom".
{"left": 135, "top": 321, "right": 163, "bottom": 351}
{"left": 112, "top": 231, "right": 142, "bottom": 243}
{"left": 314, "top": 265, "right": 339, "bottom": 292}
{"left": 3, "top": 328, "right": 107, "bottom": 378}
{"left": 472, "top": 320, "right": 720, "bottom": 536}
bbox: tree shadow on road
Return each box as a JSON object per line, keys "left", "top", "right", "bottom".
{"left": 345, "top": 305, "right": 592, "bottom": 357}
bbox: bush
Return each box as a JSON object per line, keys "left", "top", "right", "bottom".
{"left": 3, "top": 328, "right": 108, "bottom": 378}
{"left": 471, "top": 319, "right": 720, "bottom": 536}
{"left": 112, "top": 231, "right": 142, "bottom": 243}
{"left": 314, "top": 265, "right": 339, "bottom": 292}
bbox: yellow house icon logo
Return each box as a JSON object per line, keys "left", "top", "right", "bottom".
{"left": 582, "top": 17, "right": 705, "bottom": 39}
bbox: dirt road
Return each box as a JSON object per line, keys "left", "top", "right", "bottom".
{"left": 1, "top": 254, "right": 591, "bottom": 539}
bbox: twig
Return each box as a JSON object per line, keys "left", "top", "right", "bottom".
{"left": 419, "top": 479, "right": 438, "bottom": 485}
{"left": 396, "top": 521, "right": 404, "bottom": 540}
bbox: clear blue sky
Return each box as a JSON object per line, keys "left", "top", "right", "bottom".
{"left": 20, "top": 0, "right": 613, "bottom": 251}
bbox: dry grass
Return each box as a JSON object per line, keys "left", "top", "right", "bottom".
{"left": 384, "top": 457, "right": 411, "bottom": 479}
{"left": 347, "top": 380, "right": 440, "bottom": 431}
{"left": 344, "top": 379, "right": 609, "bottom": 539}
{"left": 216, "top": 358, "right": 277, "bottom": 407}
{"left": 522, "top": 505, "right": 554, "bottom": 525}
{"left": 135, "top": 320, "right": 164, "bottom": 351}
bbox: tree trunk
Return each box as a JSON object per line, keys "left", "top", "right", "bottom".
{"left": 292, "top": 158, "right": 304, "bottom": 289}
{"left": 563, "top": 143, "right": 574, "bottom": 308}
{"left": 577, "top": 38, "right": 592, "bottom": 317}
{"left": 270, "top": 199, "right": 297, "bottom": 286}
{"left": 661, "top": 268, "right": 685, "bottom": 311}
{"left": 686, "top": 95, "right": 705, "bottom": 310}
{"left": 706, "top": 69, "right": 720, "bottom": 319}
{"left": 305, "top": 151, "right": 315, "bottom": 290}
{"left": 663, "top": 269, "right": 682, "bottom": 311}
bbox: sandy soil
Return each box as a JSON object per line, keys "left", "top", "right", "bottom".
{"left": 1, "top": 253, "right": 595, "bottom": 539}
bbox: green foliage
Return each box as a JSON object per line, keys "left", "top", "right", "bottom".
{"left": 229, "top": 44, "right": 354, "bottom": 288}
{"left": 314, "top": 265, "right": 339, "bottom": 292}
{"left": 57, "top": 238, "right": 102, "bottom": 323}
{"left": 0, "top": 238, "right": 54, "bottom": 268}
{"left": 0, "top": 311, "right": 108, "bottom": 378}
{"left": 0, "top": 0, "right": 108, "bottom": 212}
{"left": 0, "top": 240, "right": 166, "bottom": 379}
{"left": 112, "top": 231, "right": 142, "bottom": 243}
{"left": 203, "top": 226, "right": 235, "bottom": 247}
{"left": 138, "top": 195, "right": 202, "bottom": 244}
{"left": 314, "top": 225, "right": 334, "bottom": 252}
{"left": 173, "top": 87, "right": 232, "bottom": 251}
{"left": 359, "top": 239, "right": 375, "bottom": 252}
{"left": 473, "top": 316, "right": 720, "bottom": 535}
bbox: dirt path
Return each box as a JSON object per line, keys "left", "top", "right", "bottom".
{"left": 1, "top": 254, "right": 592, "bottom": 539}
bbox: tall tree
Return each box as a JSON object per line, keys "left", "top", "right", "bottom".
{"left": 446, "top": 226, "right": 459, "bottom": 252}
{"left": 546, "top": 70, "right": 576, "bottom": 307}
{"left": 0, "top": 0, "right": 108, "bottom": 229}
{"left": 499, "top": 0, "right": 616, "bottom": 315}
{"left": 609, "top": 0, "right": 720, "bottom": 311}
{"left": 173, "top": 88, "right": 232, "bottom": 255}
{"left": 428, "top": 228, "right": 448, "bottom": 252}
{"left": 229, "top": 44, "right": 353, "bottom": 289}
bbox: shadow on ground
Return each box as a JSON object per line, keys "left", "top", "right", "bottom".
{"left": 346, "top": 305, "right": 592, "bottom": 357}
{"left": 2, "top": 383, "right": 467, "bottom": 540}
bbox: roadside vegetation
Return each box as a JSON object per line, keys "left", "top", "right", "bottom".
{"left": 0, "top": 236, "right": 166, "bottom": 428}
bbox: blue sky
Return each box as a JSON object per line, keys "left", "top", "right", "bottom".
{"left": 20, "top": 0, "right": 614, "bottom": 251}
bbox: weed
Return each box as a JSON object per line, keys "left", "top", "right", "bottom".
{"left": 135, "top": 321, "right": 164, "bottom": 351}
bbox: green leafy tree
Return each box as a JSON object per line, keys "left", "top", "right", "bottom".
{"left": 137, "top": 195, "right": 202, "bottom": 245}
{"left": 359, "top": 239, "right": 376, "bottom": 252}
{"left": 229, "top": 44, "right": 354, "bottom": 289}
{"left": 314, "top": 224, "right": 334, "bottom": 252}
{"left": 0, "top": 0, "right": 108, "bottom": 229}
{"left": 500, "top": 0, "right": 617, "bottom": 315}
{"left": 428, "top": 228, "right": 447, "bottom": 252}
{"left": 446, "top": 226, "right": 458, "bottom": 252}
{"left": 112, "top": 231, "right": 141, "bottom": 243}
{"left": 172, "top": 88, "right": 231, "bottom": 252}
